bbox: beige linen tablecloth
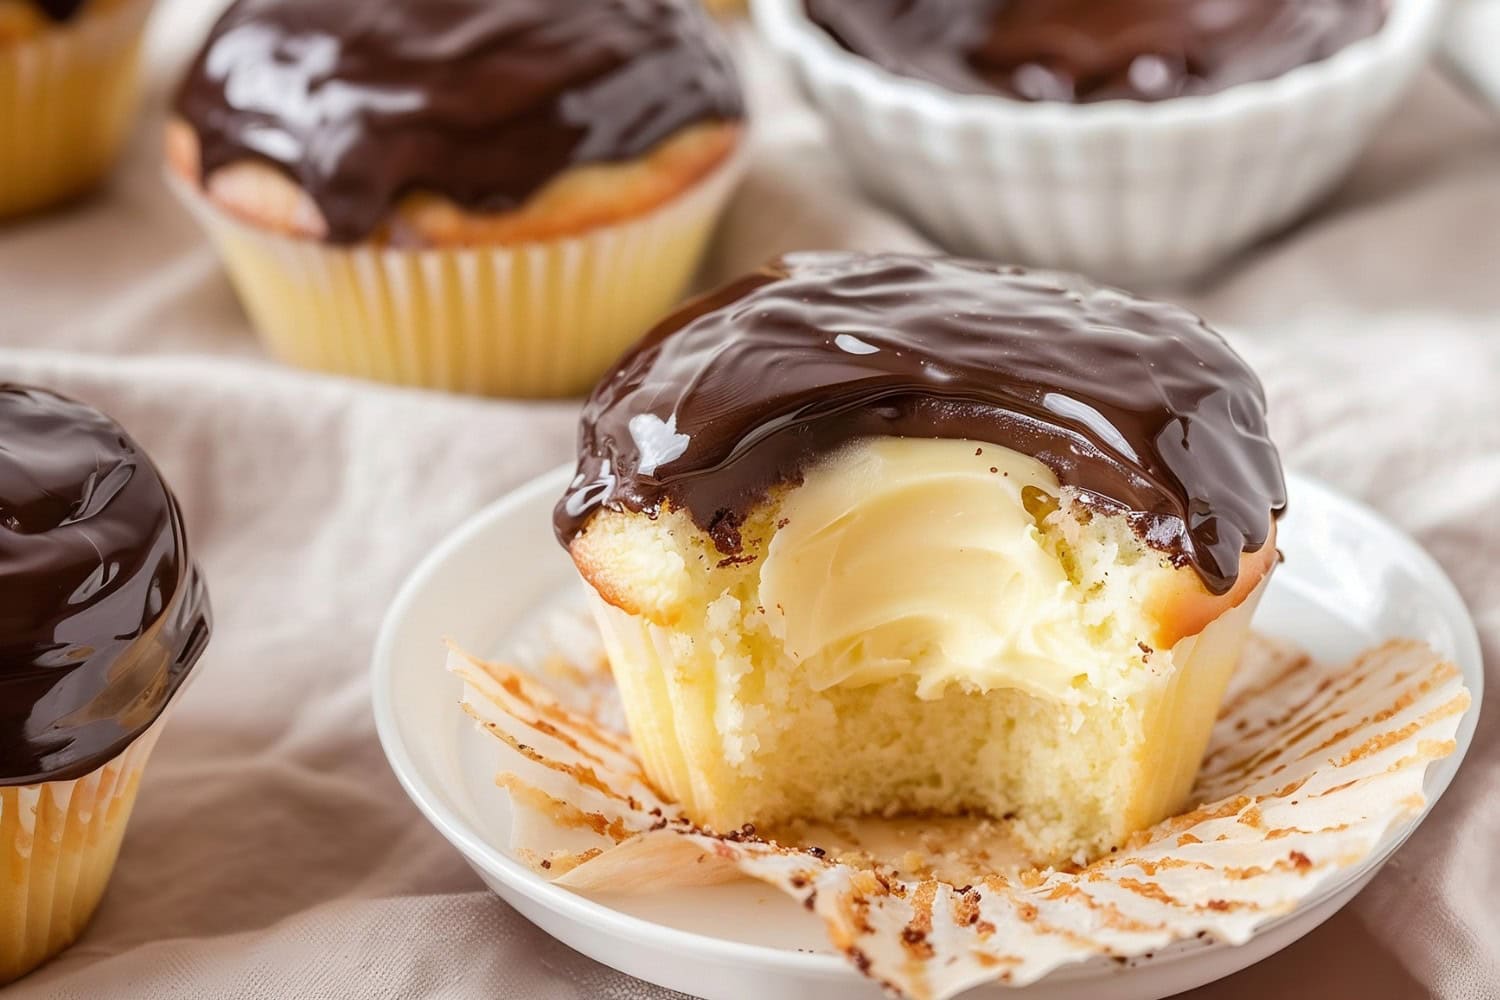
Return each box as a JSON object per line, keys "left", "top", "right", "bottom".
{"left": 2, "top": 3, "right": 1497, "bottom": 997}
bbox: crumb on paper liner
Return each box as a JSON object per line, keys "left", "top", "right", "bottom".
{"left": 449, "top": 629, "right": 1468, "bottom": 999}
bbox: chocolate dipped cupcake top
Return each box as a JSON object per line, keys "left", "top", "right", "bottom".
{"left": 804, "top": 0, "right": 1387, "bottom": 103}
{"left": 172, "top": 0, "right": 745, "bottom": 243}
{"left": 558, "top": 252, "right": 1286, "bottom": 596}
{"left": 0, "top": 386, "right": 210, "bottom": 787}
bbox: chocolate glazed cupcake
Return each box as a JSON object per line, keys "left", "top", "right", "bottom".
{"left": 0, "top": 386, "right": 210, "bottom": 983}
{"left": 0, "top": 0, "right": 155, "bottom": 218}
{"left": 558, "top": 252, "right": 1285, "bottom": 863}
{"left": 167, "top": 0, "right": 746, "bottom": 398}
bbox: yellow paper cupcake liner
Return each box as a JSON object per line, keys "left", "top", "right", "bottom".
{"left": 1121, "top": 580, "right": 1267, "bottom": 831}
{"left": 173, "top": 153, "right": 744, "bottom": 398}
{"left": 584, "top": 577, "right": 1268, "bottom": 843}
{"left": 0, "top": 720, "right": 162, "bottom": 984}
{"left": 0, "top": 0, "right": 153, "bottom": 219}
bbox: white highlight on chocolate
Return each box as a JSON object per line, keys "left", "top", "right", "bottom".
{"left": 628, "top": 413, "right": 689, "bottom": 477}
{"left": 834, "top": 333, "right": 880, "bottom": 355}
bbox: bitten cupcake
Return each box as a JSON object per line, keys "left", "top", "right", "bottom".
{"left": 0, "top": 0, "right": 154, "bottom": 218}
{"left": 167, "top": 0, "right": 746, "bottom": 398}
{"left": 0, "top": 385, "right": 210, "bottom": 983}
{"left": 556, "top": 252, "right": 1285, "bottom": 863}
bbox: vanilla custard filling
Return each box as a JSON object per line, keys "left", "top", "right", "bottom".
{"left": 757, "top": 437, "right": 1159, "bottom": 710}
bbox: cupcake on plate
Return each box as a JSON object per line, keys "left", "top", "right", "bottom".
{"left": 0, "top": 0, "right": 154, "bottom": 218}
{"left": 754, "top": 0, "right": 1441, "bottom": 282}
{"left": 556, "top": 252, "right": 1285, "bottom": 863}
{"left": 0, "top": 385, "right": 210, "bottom": 983}
{"left": 167, "top": 0, "right": 746, "bottom": 398}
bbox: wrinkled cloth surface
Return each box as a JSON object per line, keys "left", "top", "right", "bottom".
{"left": 1, "top": 2, "right": 1497, "bottom": 997}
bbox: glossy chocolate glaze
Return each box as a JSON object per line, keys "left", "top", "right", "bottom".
{"left": 0, "top": 386, "right": 211, "bottom": 786}
{"left": 34, "top": 0, "right": 90, "bottom": 21}
{"left": 173, "top": 0, "right": 744, "bottom": 243}
{"left": 557, "top": 253, "right": 1285, "bottom": 595}
{"left": 804, "top": 0, "right": 1386, "bottom": 103}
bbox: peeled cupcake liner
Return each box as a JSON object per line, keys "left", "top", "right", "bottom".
{"left": 581, "top": 576, "right": 1268, "bottom": 843}
{"left": 0, "top": 713, "right": 165, "bottom": 984}
{"left": 449, "top": 598, "right": 1471, "bottom": 999}
{"left": 751, "top": 0, "right": 1450, "bottom": 284}
{"left": 0, "top": 0, "right": 154, "bottom": 218}
{"left": 168, "top": 148, "right": 747, "bottom": 399}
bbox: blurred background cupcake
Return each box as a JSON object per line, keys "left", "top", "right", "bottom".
{"left": 166, "top": 0, "right": 747, "bottom": 399}
{"left": 0, "top": 385, "right": 211, "bottom": 984}
{"left": 0, "top": 0, "right": 154, "bottom": 218}
{"left": 754, "top": 0, "right": 1466, "bottom": 284}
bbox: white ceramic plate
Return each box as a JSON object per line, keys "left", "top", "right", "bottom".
{"left": 373, "top": 467, "right": 1482, "bottom": 1000}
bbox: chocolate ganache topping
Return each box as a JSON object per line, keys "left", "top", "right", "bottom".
{"left": 557, "top": 253, "right": 1286, "bottom": 596}
{"left": 33, "top": 0, "right": 90, "bottom": 21}
{"left": 173, "top": 0, "right": 745, "bottom": 243}
{"left": 0, "top": 386, "right": 211, "bottom": 786}
{"left": 804, "top": 0, "right": 1387, "bottom": 103}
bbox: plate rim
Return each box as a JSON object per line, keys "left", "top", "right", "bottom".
{"left": 371, "top": 464, "right": 1483, "bottom": 983}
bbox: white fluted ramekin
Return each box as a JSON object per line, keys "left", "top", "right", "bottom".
{"left": 752, "top": 0, "right": 1451, "bottom": 283}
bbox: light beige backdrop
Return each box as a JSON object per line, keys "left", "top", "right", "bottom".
{"left": 1, "top": 3, "right": 1497, "bottom": 998}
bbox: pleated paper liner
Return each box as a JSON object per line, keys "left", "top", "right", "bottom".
{"left": 0, "top": 0, "right": 153, "bottom": 218}
{"left": 170, "top": 150, "right": 745, "bottom": 399}
{"left": 583, "top": 577, "right": 1267, "bottom": 846}
{"left": 0, "top": 719, "right": 163, "bottom": 984}
{"left": 449, "top": 610, "right": 1469, "bottom": 999}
